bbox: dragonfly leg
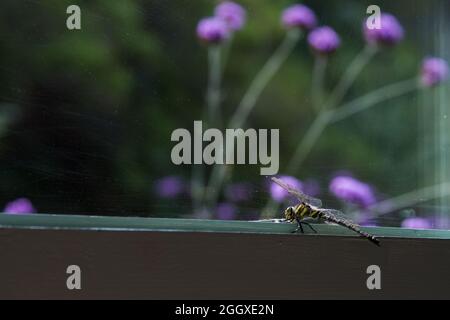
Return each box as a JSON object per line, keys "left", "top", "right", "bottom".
{"left": 302, "top": 222, "right": 318, "bottom": 234}
{"left": 293, "top": 218, "right": 304, "bottom": 233}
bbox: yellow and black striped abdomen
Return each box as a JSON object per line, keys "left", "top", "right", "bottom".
{"left": 309, "top": 208, "right": 322, "bottom": 219}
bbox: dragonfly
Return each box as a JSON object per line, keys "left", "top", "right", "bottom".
{"left": 261, "top": 177, "right": 380, "bottom": 246}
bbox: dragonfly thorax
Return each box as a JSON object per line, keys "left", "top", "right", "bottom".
{"left": 284, "top": 203, "right": 319, "bottom": 221}
{"left": 284, "top": 203, "right": 312, "bottom": 221}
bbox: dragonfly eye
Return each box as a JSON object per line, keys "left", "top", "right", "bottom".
{"left": 285, "top": 207, "right": 295, "bottom": 220}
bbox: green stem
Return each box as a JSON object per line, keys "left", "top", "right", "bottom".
{"left": 284, "top": 45, "right": 379, "bottom": 175}
{"left": 326, "top": 44, "right": 378, "bottom": 108}
{"left": 261, "top": 46, "right": 378, "bottom": 219}
{"left": 285, "top": 46, "right": 378, "bottom": 174}
{"left": 192, "top": 45, "right": 224, "bottom": 215}
{"left": 286, "top": 110, "right": 334, "bottom": 175}
{"left": 361, "top": 182, "right": 450, "bottom": 218}
{"left": 191, "top": 166, "right": 205, "bottom": 215}
{"left": 207, "top": 46, "right": 222, "bottom": 127}
{"left": 285, "top": 78, "right": 419, "bottom": 176}
{"left": 229, "top": 29, "right": 302, "bottom": 129}
{"left": 330, "top": 78, "right": 419, "bottom": 123}
{"left": 261, "top": 79, "right": 418, "bottom": 218}
{"left": 221, "top": 35, "right": 234, "bottom": 74}
{"left": 260, "top": 110, "right": 334, "bottom": 219}
{"left": 261, "top": 76, "right": 417, "bottom": 219}
{"left": 312, "top": 56, "right": 328, "bottom": 111}
{"left": 204, "top": 29, "right": 302, "bottom": 210}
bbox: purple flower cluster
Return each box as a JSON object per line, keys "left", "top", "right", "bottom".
{"left": 363, "top": 13, "right": 404, "bottom": 46}
{"left": 420, "top": 57, "right": 449, "bottom": 87}
{"left": 308, "top": 26, "right": 341, "bottom": 55}
{"left": 3, "top": 198, "right": 35, "bottom": 215}
{"left": 197, "top": 1, "right": 246, "bottom": 44}
{"left": 401, "top": 217, "right": 431, "bottom": 230}
{"left": 197, "top": 17, "right": 231, "bottom": 44}
{"left": 281, "top": 4, "right": 317, "bottom": 30}
{"left": 154, "top": 176, "right": 185, "bottom": 199}
{"left": 192, "top": 6, "right": 450, "bottom": 225}
{"left": 215, "top": 1, "right": 246, "bottom": 31}
{"left": 329, "top": 175, "right": 376, "bottom": 208}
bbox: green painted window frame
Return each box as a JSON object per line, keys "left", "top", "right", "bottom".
{"left": 1, "top": 213, "right": 449, "bottom": 240}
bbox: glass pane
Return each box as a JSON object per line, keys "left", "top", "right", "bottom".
{"left": 0, "top": 0, "right": 448, "bottom": 230}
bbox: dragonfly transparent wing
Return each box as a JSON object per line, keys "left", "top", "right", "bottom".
{"left": 271, "top": 177, "right": 322, "bottom": 207}
{"left": 319, "top": 209, "right": 356, "bottom": 224}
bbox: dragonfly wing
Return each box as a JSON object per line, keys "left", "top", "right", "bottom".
{"left": 271, "top": 177, "right": 322, "bottom": 207}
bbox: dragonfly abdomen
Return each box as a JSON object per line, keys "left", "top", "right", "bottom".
{"left": 321, "top": 213, "right": 380, "bottom": 246}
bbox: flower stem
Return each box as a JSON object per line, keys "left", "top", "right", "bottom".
{"left": 361, "top": 182, "right": 450, "bottom": 218}
{"left": 191, "top": 162, "right": 205, "bottom": 215}
{"left": 286, "top": 110, "right": 334, "bottom": 175}
{"left": 260, "top": 110, "right": 333, "bottom": 218}
{"left": 221, "top": 35, "right": 234, "bottom": 74}
{"left": 326, "top": 44, "right": 378, "bottom": 108}
{"left": 284, "top": 78, "right": 419, "bottom": 177}
{"left": 203, "top": 29, "right": 302, "bottom": 210}
{"left": 330, "top": 78, "right": 419, "bottom": 123}
{"left": 207, "top": 45, "right": 223, "bottom": 127}
{"left": 261, "top": 77, "right": 417, "bottom": 219}
{"left": 312, "top": 56, "right": 328, "bottom": 111}
{"left": 192, "top": 45, "right": 224, "bottom": 215}
{"left": 284, "top": 45, "right": 378, "bottom": 174}
{"left": 229, "top": 29, "right": 302, "bottom": 129}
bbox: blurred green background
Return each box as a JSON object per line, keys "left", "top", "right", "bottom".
{"left": 0, "top": 0, "right": 448, "bottom": 227}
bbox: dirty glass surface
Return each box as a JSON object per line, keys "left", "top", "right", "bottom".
{"left": 0, "top": 0, "right": 449, "bottom": 230}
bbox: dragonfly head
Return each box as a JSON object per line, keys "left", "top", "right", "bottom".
{"left": 284, "top": 206, "right": 296, "bottom": 221}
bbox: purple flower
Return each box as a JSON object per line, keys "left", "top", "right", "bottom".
{"left": 216, "top": 202, "right": 237, "bottom": 220}
{"left": 401, "top": 217, "right": 432, "bottom": 230}
{"left": 329, "top": 175, "right": 376, "bottom": 208}
{"left": 196, "top": 16, "right": 231, "bottom": 44}
{"left": 225, "top": 183, "right": 252, "bottom": 202}
{"left": 3, "top": 198, "right": 35, "bottom": 215}
{"left": 363, "top": 13, "right": 404, "bottom": 46}
{"left": 270, "top": 176, "right": 303, "bottom": 203}
{"left": 154, "top": 176, "right": 185, "bottom": 199}
{"left": 215, "top": 1, "right": 246, "bottom": 31}
{"left": 308, "top": 26, "right": 341, "bottom": 55}
{"left": 420, "top": 57, "right": 449, "bottom": 87}
{"left": 281, "top": 4, "right": 317, "bottom": 30}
